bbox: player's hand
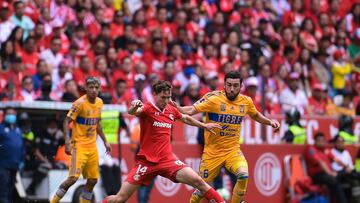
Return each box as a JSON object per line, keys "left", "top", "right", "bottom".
{"left": 65, "top": 143, "right": 71, "bottom": 155}
{"left": 270, "top": 119, "right": 280, "bottom": 132}
{"left": 204, "top": 123, "right": 222, "bottom": 135}
{"left": 104, "top": 142, "right": 111, "bottom": 154}
{"left": 131, "top": 100, "right": 143, "bottom": 108}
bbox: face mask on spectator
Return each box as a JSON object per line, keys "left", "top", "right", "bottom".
{"left": 47, "top": 128, "right": 57, "bottom": 134}
{"left": 5, "top": 114, "right": 17, "bottom": 124}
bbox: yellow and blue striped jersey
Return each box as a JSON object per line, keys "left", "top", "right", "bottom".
{"left": 194, "top": 91, "right": 257, "bottom": 157}
{"left": 67, "top": 95, "right": 103, "bottom": 148}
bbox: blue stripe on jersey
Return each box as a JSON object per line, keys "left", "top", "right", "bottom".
{"left": 76, "top": 116, "right": 99, "bottom": 125}
{"left": 208, "top": 113, "right": 243, "bottom": 124}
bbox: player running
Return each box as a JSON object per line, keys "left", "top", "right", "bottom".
{"left": 175, "top": 70, "right": 280, "bottom": 203}
{"left": 103, "top": 80, "right": 226, "bottom": 203}
{"left": 51, "top": 77, "right": 111, "bottom": 203}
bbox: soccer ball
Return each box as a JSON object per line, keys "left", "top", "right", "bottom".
{"left": 216, "top": 188, "right": 231, "bottom": 201}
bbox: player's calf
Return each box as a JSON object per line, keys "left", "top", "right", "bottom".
{"left": 231, "top": 172, "right": 249, "bottom": 203}
{"left": 50, "top": 177, "right": 78, "bottom": 203}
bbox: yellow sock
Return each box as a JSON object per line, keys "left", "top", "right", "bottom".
{"left": 189, "top": 189, "right": 204, "bottom": 203}
{"left": 80, "top": 197, "right": 91, "bottom": 203}
{"left": 231, "top": 178, "right": 248, "bottom": 203}
{"left": 50, "top": 195, "right": 61, "bottom": 203}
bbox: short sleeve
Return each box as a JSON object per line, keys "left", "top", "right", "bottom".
{"left": 193, "top": 92, "right": 216, "bottom": 113}
{"left": 67, "top": 101, "right": 82, "bottom": 121}
{"left": 140, "top": 103, "right": 150, "bottom": 117}
{"left": 246, "top": 97, "right": 258, "bottom": 117}
{"left": 172, "top": 106, "right": 183, "bottom": 120}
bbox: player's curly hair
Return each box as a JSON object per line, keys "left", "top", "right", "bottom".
{"left": 152, "top": 80, "right": 172, "bottom": 94}
{"left": 224, "top": 70, "right": 243, "bottom": 84}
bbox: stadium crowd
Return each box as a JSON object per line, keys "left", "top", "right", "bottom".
{"left": 0, "top": 0, "right": 360, "bottom": 117}
{"left": 1, "top": 0, "right": 360, "bottom": 202}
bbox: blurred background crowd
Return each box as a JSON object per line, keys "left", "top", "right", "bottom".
{"left": 0, "top": 0, "right": 360, "bottom": 117}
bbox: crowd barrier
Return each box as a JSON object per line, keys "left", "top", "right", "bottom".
{"left": 112, "top": 144, "right": 358, "bottom": 203}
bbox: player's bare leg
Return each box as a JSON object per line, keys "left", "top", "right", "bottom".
{"left": 231, "top": 167, "right": 249, "bottom": 203}
{"left": 102, "top": 181, "right": 140, "bottom": 203}
{"left": 79, "top": 178, "right": 98, "bottom": 203}
{"left": 176, "top": 167, "right": 225, "bottom": 203}
{"left": 50, "top": 176, "right": 78, "bottom": 203}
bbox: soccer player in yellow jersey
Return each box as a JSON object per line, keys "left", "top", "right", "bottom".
{"left": 50, "top": 77, "right": 111, "bottom": 203}
{"left": 175, "top": 70, "right": 280, "bottom": 203}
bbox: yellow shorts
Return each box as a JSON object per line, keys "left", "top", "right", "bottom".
{"left": 68, "top": 146, "right": 99, "bottom": 179}
{"left": 199, "top": 150, "right": 248, "bottom": 182}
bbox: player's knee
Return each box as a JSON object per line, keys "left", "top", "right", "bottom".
{"left": 67, "top": 176, "right": 78, "bottom": 185}
{"left": 236, "top": 167, "right": 249, "bottom": 179}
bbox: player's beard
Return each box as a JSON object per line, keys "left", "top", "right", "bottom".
{"left": 225, "top": 90, "right": 240, "bottom": 101}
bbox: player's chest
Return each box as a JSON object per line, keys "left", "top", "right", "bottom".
{"left": 79, "top": 106, "right": 101, "bottom": 118}
{"left": 147, "top": 109, "right": 176, "bottom": 123}
{"left": 216, "top": 102, "right": 247, "bottom": 116}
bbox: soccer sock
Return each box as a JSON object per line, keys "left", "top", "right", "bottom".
{"left": 50, "top": 188, "right": 66, "bottom": 203}
{"left": 80, "top": 190, "right": 93, "bottom": 203}
{"left": 189, "top": 189, "right": 204, "bottom": 203}
{"left": 231, "top": 177, "right": 248, "bottom": 203}
{"left": 203, "top": 188, "right": 225, "bottom": 203}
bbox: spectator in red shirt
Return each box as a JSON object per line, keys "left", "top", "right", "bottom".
{"left": 111, "top": 79, "right": 131, "bottom": 108}
{"left": 306, "top": 132, "right": 349, "bottom": 203}
{"left": 20, "top": 37, "right": 39, "bottom": 75}
{"left": 110, "top": 10, "right": 125, "bottom": 40}
{"left": 308, "top": 83, "right": 330, "bottom": 115}
{"left": 142, "top": 38, "right": 166, "bottom": 74}
{"left": 72, "top": 55, "right": 98, "bottom": 87}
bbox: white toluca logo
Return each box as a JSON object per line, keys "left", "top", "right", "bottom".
{"left": 254, "top": 152, "right": 282, "bottom": 196}
{"left": 169, "top": 114, "right": 174, "bottom": 120}
{"left": 153, "top": 121, "right": 172, "bottom": 128}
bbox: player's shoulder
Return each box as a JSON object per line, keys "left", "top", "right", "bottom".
{"left": 203, "top": 90, "right": 223, "bottom": 99}
{"left": 73, "top": 95, "right": 87, "bottom": 106}
{"left": 95, "top": 97, "right": 103, "bottom": 105}
{"left": 236, "top": 94, "right": 253, "bottom": 103}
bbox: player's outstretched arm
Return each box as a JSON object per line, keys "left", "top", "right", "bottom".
{"left": 171, "top": 100, "right": 198, "bottom": 115}
{"left": 250, "top": 112, "right": 280, "bottom": 132}
{"left": 128, "top": 100, "right": 143, "bottom": 116}
{"left": 97, "top": 123, "right": 111, "bottom": 153}
{"left": 179, "top": 114, "right": 221, "bottom": 134}
{"left": 63, "top": 116, "right": 73, "bottom": 155}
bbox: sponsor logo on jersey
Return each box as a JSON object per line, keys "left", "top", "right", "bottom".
{"left": 208, "top": 113, "right": 243, "bottom": 124}
{"left": 153, "top": 121, "right": 172, "bottom": 128}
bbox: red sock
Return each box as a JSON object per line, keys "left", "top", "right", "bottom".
{"left": 203, "top": 188, "right": 225, "bottom": 203}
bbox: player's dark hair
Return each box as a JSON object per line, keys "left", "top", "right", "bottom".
{"left": 314, "top": 132, "right": 325, "bottom": 141}
{"left": 224, "top": 70, "right": 243, "bottom": 84}
{"left": 152, "top": 80, "right": 172, "bottom": 94}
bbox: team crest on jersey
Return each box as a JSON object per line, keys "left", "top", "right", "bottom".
{"left": 155, "top": 112, "right": 160, "bottom": 116}
{"left": 239, "top": 105, "right": 245, "bottom": 113}
{"left": 220, "top": 103, "right": 226, "bottom": 111}
{"left": 86, "top": 110, "right": 91, "bottom": 116}
{"left": 133, "top": 174, "right": 140, "bottom": 181}
{"left": 230, "top": 106, "right": 235, "bottom": 111}
{"left": 169, "top": 114, "right": 174, "bottom": 120}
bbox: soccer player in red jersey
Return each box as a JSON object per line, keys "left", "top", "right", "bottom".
{"left": 103, "top": 80, "right": 226, "bottom": 203}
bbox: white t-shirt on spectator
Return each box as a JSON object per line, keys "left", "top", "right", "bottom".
{"left": 331, "top": 148, "right": 354, "bottom": 172}
{"left": 40, "top": 49, "right": 63, "bottom": 70}
{"left": 279, "top": 87, "right": 308, "bottom": 114}
{"left": 0, "top": 20, "right": 15, "bottom": 47}
{"left": 174, "top": 72, "right": 200, "bottom": 94}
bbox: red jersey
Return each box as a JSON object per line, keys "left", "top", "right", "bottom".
{"left": 137, "top": 102, "right": 182, "bottom": 163}
{"left": 305, "top": 146, "right": 334, "bottom": 176}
